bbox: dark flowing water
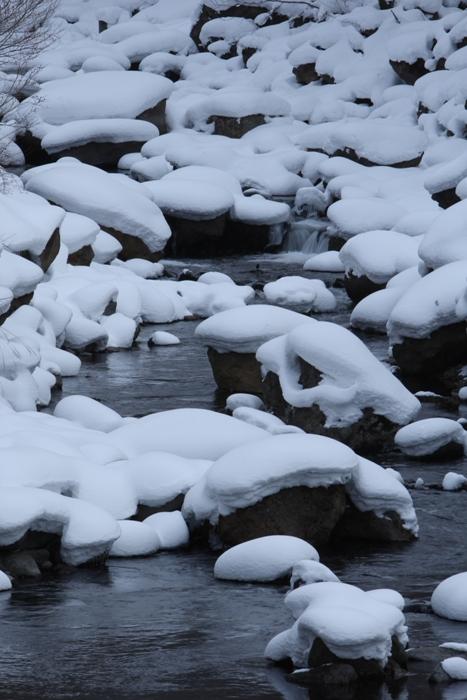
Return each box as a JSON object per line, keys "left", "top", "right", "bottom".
{"left": 4, "top": 255, "right": 467, "bottom": 699}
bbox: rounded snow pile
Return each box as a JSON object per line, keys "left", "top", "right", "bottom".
{"left": 263, "top": 276, "right": 336, "bottom": 314}
{"left": 395, "top": 418, "right": 465, "bottom": 458}
{"left": 432, "top": 573, "right": 467, "bottom": 621}
{"left": 110, "top": 520, "right": 160, "bottom": 557}
{"left": 214, "top": 535, "right": 319, "bottom": 582}
{"left": 195, "top": 304, "right": 312, "bottom": 353}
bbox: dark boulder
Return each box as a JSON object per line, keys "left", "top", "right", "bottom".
{"left": 215, "top": 484, "right": 347, "bottom": 547}
{"left": 207, "top": 347, "right": 263, "bottom": 395}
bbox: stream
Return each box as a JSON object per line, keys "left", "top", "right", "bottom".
{"left": 2, "top": 254, "right": 467, "bottom": 699}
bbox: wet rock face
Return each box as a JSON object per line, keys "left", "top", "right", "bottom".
{"left": 390, "top": 58, "right": 429, "bottom": 85}
{"left": 293, "top": 62, "right": 319, "bottom": 85}
{"left": 431, "top": 187, "right": 461, "bottom": 209}
{"left": 207, "top": 347, "right": 264, "bottom": 395}
{"left": 333, "top": 500, "right": 415, "bottom": 543}
{"left": 293, "top": 635, "right": 408, "bottom": 690}
{"left": 102, "top": 225, "right": 162, "bottom": 262}
{"left": 262, "top": 363, "right": 399, "bottom": 455}
{"left": 209, "top": 114, "right": 266, "bottom": 139}
{"left": 392, "top": 322, "right": 467, "bottom": 376}
{"left": 344, "top": 272, "right": 385, "bottom": 304}
{"left": 133, "top": 495, "right": 184, "bottom": 522}
{"left": 68, "top": 244, "right": 94, "bottom": 266}
{"left": 165, "top": 215, "right": 269, "bottom": 258}
{"left": 215, "top": 484, "right": 347, "bottom": 548}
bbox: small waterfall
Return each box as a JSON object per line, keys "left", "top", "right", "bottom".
{"left": 282, "top": 218, "right": 330, "bottom": 254}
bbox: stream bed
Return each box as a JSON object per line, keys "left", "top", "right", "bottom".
{"left": 3, "top": 255, "right": 467, "bottom": 699}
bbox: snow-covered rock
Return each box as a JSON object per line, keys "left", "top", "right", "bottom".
{"left": 432, "top": 573, "right": 467, "bottom": 622}
{"left": 214, "top": 536, "right": 319, "bottom": 582}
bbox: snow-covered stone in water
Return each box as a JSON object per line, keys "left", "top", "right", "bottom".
{"left": 263, "top": 277, "right": 336, "bottom": 314}
{"left": 196, "top": 305, "right": 311, "bottom": 395}
{"left": 101, "top": 313, "right": 137, "bottom": 350}
{"left": 395, "top": 419, "right": 465, "bottom": 460}
{"left": 54, "top": 395, "right": 124, "bottom": 432}
{"left": 110, "top": 520, "right": 160, "bottom": 557}
{"left": 388, "top": 261, "right": 467, "bottom": 376}
{"left": 148, "top": 331, "right": 180, "bottom": 347}
{"left": 340, "top": 231, "right": 421, "bottom": 303}
{"left": 226, "top": 393, "right": 264, "bottom": 412}
{"left": 338, "top": 458, "right": 418, "bottom": 541}
{"left": 258, "top": 321, "right": 420, "bottom": 453}
{"left": 296, "top": 119, "right": 426, "bottom": 167}
{"left": 266, "top": 581, "right": 408, "bottom": 676}
{"left": 304, "top": 251, "right": 345, "bottom": 273}
{"left": 414, "top": 478, "right": 424, "bottom": 489}
{"left": 367, "top": 589, "right": 405, "bottom": 611}
{"left": 214, "top": 536, "right": 318, "bottom": 583}
{"left": 144, "top": 511, "right": 189, "bottom": 549}
{"left": 432, "top": 573, "right": 467, "bottom": 621}
{"left": 23, "top": 160, "right": 171, "bottom": 259}
{"left": 441, "top": 658, "right": 467, "bottom": 681}
{"left": 0, "top": 486, "right": 119, "bottom": 566}
{"left": 350, "top": 267, "right": 422, "bottom": 335}
{"left": 116, "top": 258, "right": 164, "bottom": 279}
{"left": 0, "top": 570, "right": 11, "bottom": 591}
{"left": 290, "top": 560, "right": 339, "bottom": 589}
{"left": 186, "top": 433, "right": 358, "bottom": 547}
{"left": 442, "top": 473, "right": 467, "bottom": 492}
{"left": 112, "top": 408, "right": 268, "bottom": 461}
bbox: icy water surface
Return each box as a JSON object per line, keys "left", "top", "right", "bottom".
{"left": 5, "top": 255, "right": 467, "bottom": 699}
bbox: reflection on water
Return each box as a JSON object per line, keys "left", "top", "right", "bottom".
{"left": 12, "top": 256, "right": 465, "bottom": 698}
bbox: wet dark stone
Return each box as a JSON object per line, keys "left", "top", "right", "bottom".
{"left": 137, "top": 99, "right": 168, "bottom": 134}
{"left": 216, "top": 484, "right": 347, "bottom": 547}
{"left": 242, "top": 47, "right": 256, "bottom": 65}
{"left": 210, "top": 113, "right": 266, "bottom": 139}
{"left": 0, "top": 291, "right": 33, "bottom": 322}
{"left": 327, "top": 234, "right": 345, "bottom": 251}
{"left": 133, "top": 495, "right": 185, "bottom": 521}
{"left": 68, "top": 244, "right": 94, "bottom": 266}
{"left": 207, "top": 347, "right": 263, "bottom": 395}
{"left": 262, "top": 363, "right": 400, "bottom": 455}
{"left": 344, "top": 272, "right": 385, "bottom": 304}
{"left": 293, "top": 62, "right": 319, "bottom": 85}
{"left": 289, "top": 662, "right": 359, "bottom": 687}
{"left": 1, "top": 552, "right": 41, "bottom": 578}
{"left": 101, "top": 225, "right": 163, "bottom": 262}
{"left": 45, "top": 140, "right": 149, "bottom": 169}
{"left": 390, "top": 58, "right": 428, "bottom": 85}
{"left": 190, "top": 4, "right": 289, "bottom": 48}
{"left": 392, "top": 322, "right": 467, "bottom": 376}
{"left": 404, "top": 441, "right": 465, "bottom": 462}
{"left": 333, "top": 500, "right": 415, "bottom": 543}
{"left": 431, "top": 187, "right": 460, "bottom": 209}
{"left": 165, "top": 214, "right": 269, "bottom": 258}
{"left": 38, "top": 227, "right": 61, "bottom": 272}
{"left": 332, "top": 146, "right": 423, "bottom": 169}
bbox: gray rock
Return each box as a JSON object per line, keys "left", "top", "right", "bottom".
{"left": 207, "top": 347, "right": 263, "bottom": 396}
{"left": 215, "top": 484, "right": 347, "bottom": 548}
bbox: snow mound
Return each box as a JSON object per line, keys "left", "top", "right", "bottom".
{"left": 195, "top": 304, "right": 312, "bottom": 354}
{"left": 214, "top": 535, "right": 319, "bottom": 582}
{"left": 144, "top": 511, "right": 189, "bottom": 550}
{"left": 263, "top": 277, "right": 336, "bottom": 313}
{"left": 110, "top": 520, "right": 160, "bottom": 557}
{"left": 432, "top": 573, "right": 467, "bottom": 621}
{"left": 257, "top": 321, "right": 420, "bottom": 427}
{"left": 395, "top": 418, "right": 465, "bottom": 457}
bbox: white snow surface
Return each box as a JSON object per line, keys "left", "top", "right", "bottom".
{"left": 257, "top": 321, "right": 420, "bottom": 427}
{"left": 432, "top": 573, "right": 467, "bottom": 622}
{"left": 214, "top": 536, "right": 319, "bottom": 582}
{"left": 395, "top": 418, "right": 465, "bottom": 457}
